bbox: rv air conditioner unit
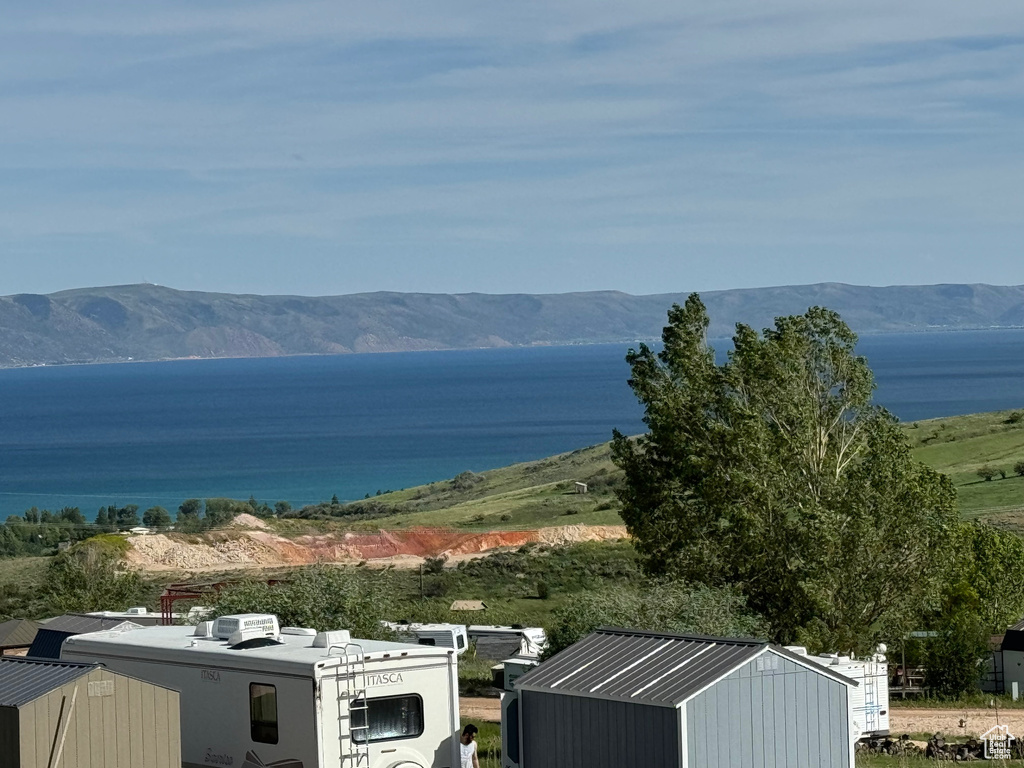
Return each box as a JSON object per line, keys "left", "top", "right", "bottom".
{"left": 212, "top": 614, "right": 280, "bottom": 640}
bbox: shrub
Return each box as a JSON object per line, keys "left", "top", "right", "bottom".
{"left": 423, "top": 556, "right": 448, "bottom": 575}
{"left": 451, "top": 471, "right": 482, "bottom": 492}
{"left": 205, "top": 564, "right": 396, "bottom": 638}
{"left": 1006, "top": 411, "right": 1024, "bottom": 425}
{"left": 1015, "top": 461, "right": 1024, "bottom": 478}
{"left": 544, "top": 581, "right": 766, "bottom": 657}
{"left": 537, "top": 581, "right": 550, "bottom": 600}
{"left": 977, "top": 466, "right": 997, "bottom": 482}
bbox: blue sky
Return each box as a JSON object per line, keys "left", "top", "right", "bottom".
{"left": 1, "top": 1, "right": 1022, "bottom": 296}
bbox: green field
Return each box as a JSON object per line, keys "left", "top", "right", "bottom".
{"left": 906, "top": 409, "right": 1024, "bottom": 529}
{"left": 333, "top": 442, "right": 625, "bottom": 530}
{"left": 319, "top": 408, "right": 1024, "bottom": 531}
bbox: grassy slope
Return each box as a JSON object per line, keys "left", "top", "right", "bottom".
{"left": 906, "top": 408, "right": 1024, "bottom": 530}
{"left": 345, "top": 443, "right": 624, "bottom": 530}
{"left": 344, "top": 408, "right": 1024, "bottom": 531}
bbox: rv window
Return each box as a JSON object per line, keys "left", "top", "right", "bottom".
{"left": 352, "top": 695, "right": 424, "bottom": 743}
{"left": 417, "top": 637, "right": 436, "bottom": 646}
{"left": 456, "top": 634, "right": 466, "bottom": 650}
{"left": 250, "top": 683, "right": 279, "bottom": 744}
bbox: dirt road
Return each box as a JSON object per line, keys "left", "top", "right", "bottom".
{"left": 890, "top": 707, "right": 1024, "bottom": 738}
{"left": 461, "top": 697, "right": 501, "bottom": 723}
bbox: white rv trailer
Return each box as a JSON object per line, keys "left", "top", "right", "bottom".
{"left": 62, "top": 614, "right": 461, "bottom": 768}
{"left": 383, "top": 622, "right": 468, "bottom": 656}
{"left": 467, "top": 626, "right": 547, "bottom": 660}
{"left": 786, "top": 646, "right": 890, "bottom": 738}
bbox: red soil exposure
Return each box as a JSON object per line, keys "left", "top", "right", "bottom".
{"left": 126, "top": 523, "right": 627, "bottom": 572}
{"left": 292, "top": 529, "right": 542, "bottom": 561}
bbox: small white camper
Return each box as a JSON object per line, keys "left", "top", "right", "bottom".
{"left": 786, "top": 645, "right": 890, "bottom": 738}
{"left": 61, "top": 614, "right": 461, "bottom": 768}
{"left": 383, "top": 622, "right": 468, "bottom": 656}
{"left": 468, "top": 626, "right": 547, "bottom": 660}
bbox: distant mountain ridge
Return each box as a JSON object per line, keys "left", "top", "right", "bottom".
{"left": 1, "top": 282, "right": 1023, "bottom": 368}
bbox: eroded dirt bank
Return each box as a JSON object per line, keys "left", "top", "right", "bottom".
{"left": 125, "top": 520, "right": 627, "bottom": 572}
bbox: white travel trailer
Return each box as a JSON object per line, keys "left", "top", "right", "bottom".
{"left": 468, "top": 626, "right": 547, "bottom": 660}
{"left": 62, "top": 614, "right": 461, "bottom": 768}
{"left": 787, "top": 646, "right": 890, "bottom": 738}
{"left": 383, "top": 622, "right": 468, "bottom": 656}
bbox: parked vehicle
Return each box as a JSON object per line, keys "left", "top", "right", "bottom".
{"left": 468, "top": 626, "right": 547, "bottom": 660}
{"left": 787, "top": 645, "right": 890, "bottom": 738}
{"left": 383, "top": 621, "right": 469, "bottom": 655}
{"left": 62, "top": 613, "right": 461, "bottom": 768}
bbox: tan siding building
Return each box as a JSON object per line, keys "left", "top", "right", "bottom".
{"left": 0, "top": 657, "right": 180, "bottom": 768}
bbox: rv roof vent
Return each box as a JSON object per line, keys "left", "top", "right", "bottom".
{"left": 212, "top": 614, "right": 280, "bottom": 640}
{"left": 194, "top": 621, "right": 214, "bottom": 638}
{"left": 281, "top": 627, "right": 318, "bottom": 636}
{"left": 125, "top": 607, "right": 148, "bottom": 615}
{"left": 312, "top": 630, "right": 351, "bottom": 648}
{"left": 229, "top": 628, "right": 284, "bottom": 648}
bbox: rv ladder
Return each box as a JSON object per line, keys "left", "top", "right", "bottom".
{"left": 334, "top": 642, "right": 371, "bottom": 768}
{"left": 862, "top": 664, "right": 878, "bottom": 733}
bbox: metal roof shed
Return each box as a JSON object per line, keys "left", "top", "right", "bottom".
{"left": 0, "top": 656, "right": 180, "bottom": 768}
{"left": 512, "top": 628, "right": 857, "bottom": 768}
{"left": 0, "top": 621, "right": 41, "bottom": 656}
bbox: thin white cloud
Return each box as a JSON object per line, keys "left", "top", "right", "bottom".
{"left": 0, "top": 0, "right": 1022, "bottom": 295}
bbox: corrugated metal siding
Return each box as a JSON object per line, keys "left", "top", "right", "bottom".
{"left": 15, "top": 667, "right": 181, "bottom": 768}
{"left": 521, "top": 690, "right": 679, "bottom": 768}
{"left": 27, "top": 629, "right": 75, "bottom": 660}
{"left": 685, "top": 652, "right": 850, "bottom": 768}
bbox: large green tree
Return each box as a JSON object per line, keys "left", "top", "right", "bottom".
{"left": 612, "top": 295, "right": 958, "bottom": 651}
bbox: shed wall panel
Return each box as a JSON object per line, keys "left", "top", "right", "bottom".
{"left": 7, "top": 668, "right": 180, "bottom": 768}
{"left": 685, "top": 652, "right": 851, "bottom": 768}
{"left": 521, "top": 690, "right": 678, "bottom": 768}
{"left": 0, "top": 707, "right": 19, "bottom": 768}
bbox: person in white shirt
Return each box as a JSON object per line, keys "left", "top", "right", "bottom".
{"left": 460, "top": 723, "right": 480, "bottom": 768}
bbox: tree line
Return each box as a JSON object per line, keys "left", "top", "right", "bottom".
{"left": 0, "top": 495, "right": 297, "bottom": 557}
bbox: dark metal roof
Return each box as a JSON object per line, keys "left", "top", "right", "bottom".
{"left": 0, "top": 657, "right": 97, "bottom": 707}
{"left": 40, "top": 615, "right": 138, "bottom": 634}
{"left": 0, "top": 619, "right": 41, "bottom": 649}
{"left": 516, "top": 627, "right": 853, "bottom": 707}
{"left": 27, "top": 616, "right": 142, "bottom": 659}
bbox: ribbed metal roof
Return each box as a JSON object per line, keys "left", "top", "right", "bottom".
{"left": 28, "top": 616, "right": 142, "bottom": 659}
{"left": 0, "top": 619, "right": 41, "bottom": 648}
{"left": 41, "top": 615, "right": 138, "bottom": 634}
{"left": 516, "top": 627, "right": 852, "bottom": 707}
{"left": 0, "top": 657, "right": 97, "bottom": 708}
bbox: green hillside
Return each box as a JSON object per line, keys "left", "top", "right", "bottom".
{"left": 906, "top": 408, "right": 1024, "bottom": 530}
{"left": 335, "top": 443, "right": 624, "bottom": 530}
{"left": 323, "top": 408, "right": 1024, "bottom": 531}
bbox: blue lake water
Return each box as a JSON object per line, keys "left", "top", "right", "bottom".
{"left": 0, "top": 329, "right": 1023, "bottom": 517}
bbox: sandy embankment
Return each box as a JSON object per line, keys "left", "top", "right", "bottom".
{"left": 124, "top": 518, "right": 627, "bottom": 573}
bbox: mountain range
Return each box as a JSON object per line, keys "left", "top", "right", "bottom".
{"left": 2, "top": 282, "right": 1024, "bottom": 367}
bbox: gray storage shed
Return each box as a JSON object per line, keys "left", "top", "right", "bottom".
{"left": 0, "top": 656, "right": 181, "bottom": 768}
{"left": 512, "top": 628, "right": 856, "bottom": 768}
